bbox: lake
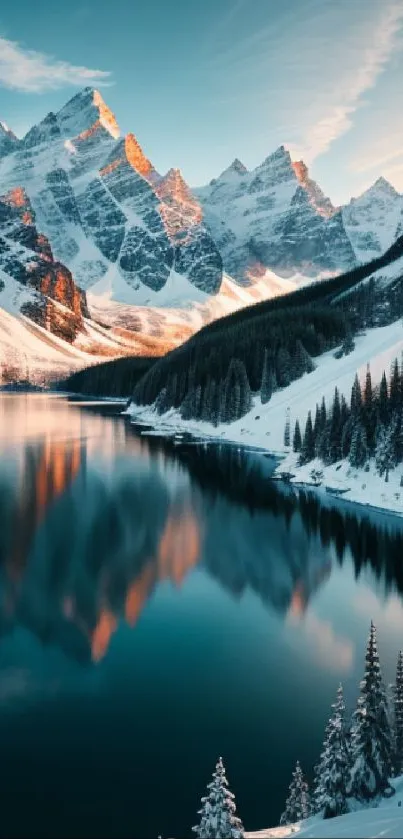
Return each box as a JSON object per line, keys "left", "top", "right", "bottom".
{"left": 1, "top": 394, "right": 403, "bottom": 838}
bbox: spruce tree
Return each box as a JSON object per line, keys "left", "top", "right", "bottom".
{"left": 313, "top": 685, "right": 350, "bottom": 819}
{"left": 349, "top": 422, "right": 368, "bottom": 468}
{"left": 260, "top": 349, "right": 272, "bottom": 404}
{"left": 192, "top": 757, "right": 244, "bottom": 839}
{"left": 378, "top": 372, "right": 389, "bottom": 427}
{"left": 328, "top": 387, "right": 342, "bottom": 463}
{"left": 390, "top": 358, "right": 400, "bottom": 415}
{"left": 313, "top": 404, "right": 321, "bottom": 441}
{"left": 320, "top": 397, "right": 327, "bottom": 433}
{"left": 394, "top": 651, "right": 403, "bottom": 776}
{"left": 350, "top": 374, "right": 362, "bottom": 419}
{"left": 284, "top": 409, "right": 291, "bottom": 447}
{"left": 293, "top": 419, "right": 302, "bottom": 453}
{"left": 349, "top": 622, "right": 394, "bottom": 802}
{"left": 375, "top": 422, "right": 396, "bottom": 481}
{"left": 300, "top": 411, "right": 315, "bottom": 464}
{"left": 280, "top": 761, "right": 311, "bottom": 825}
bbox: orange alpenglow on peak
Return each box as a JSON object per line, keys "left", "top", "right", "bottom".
{"left": 125, "top": 133, "right": 153, "bottom": 178}
{"left": 292, "top": 160, "right": 309, "bottom": 183}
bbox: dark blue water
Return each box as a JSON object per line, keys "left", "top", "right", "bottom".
{"left": 1, "top": 394, "right": 403, "bottom": 838}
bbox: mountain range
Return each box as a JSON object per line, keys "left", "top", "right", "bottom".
{"left": 0, "top": 86, "right": 402, "bottom": 377}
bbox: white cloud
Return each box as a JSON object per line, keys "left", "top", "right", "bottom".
{"left": 0, "top": 36, "right": 112, "bottom": 93}
{"left": 287, "top": 609, "right": 354, "bottom": 673}
{"left": 290, "top": 2, "right": 403, "bottom": 163}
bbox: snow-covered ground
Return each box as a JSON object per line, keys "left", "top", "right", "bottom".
{"left": 246, "top": 776, "right": 403, "bottom": 838}
{"left": 128, "top": 319, "right": 403, "bottom": 515}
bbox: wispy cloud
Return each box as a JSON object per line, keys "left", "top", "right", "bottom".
{"left": 289, "top": 2, "right": 403, "bottom": 163}
{"left": 0, "top": 36, "right": 112, "bottom": 93}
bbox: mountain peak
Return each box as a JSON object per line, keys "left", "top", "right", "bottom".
{"left": 352, "top": 176, "right": 400, "bottom": 204}
{"left": 212, "top": 158, "right": 248, "bottom": 184}
{"left": 57, "top": 87, "right": 120, "bottom": 140}
{"left": 0, "top": 120, "right": 19, "bottom": 155}
{"left": 292, "top": 159, "right": 335, "bottom": 217}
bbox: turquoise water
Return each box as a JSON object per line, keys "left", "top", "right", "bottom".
{"left": 0, "top": 394, "right": 403, "bottom": 838}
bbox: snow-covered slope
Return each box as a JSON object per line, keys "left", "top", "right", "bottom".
{"left": 0, "top": 88, "right": 223, "bottom": 306}
{"left": 246, "top": 775, "right": 403, "bottom": 838}
{"left": 342, "top": 178, "right": 403, "bottom": 263}
{"left": 194, "top": 148, "right": 356, "bottom": 284}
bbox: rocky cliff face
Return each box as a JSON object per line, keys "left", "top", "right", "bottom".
{"left": 0, "top": 88, "right": 223, "bottom": 306}
{"left": 0, "top": 187, "right": 87, "bottom": 342}
{"left": 195, "top": 146, "right": 357, "bottom": 284}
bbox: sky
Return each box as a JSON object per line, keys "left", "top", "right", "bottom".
{"left": 0, "top": 0, "right": 402, "bottom": 204}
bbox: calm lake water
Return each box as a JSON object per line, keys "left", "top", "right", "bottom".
{"left": 1, "top": 394, "right": 403, "bottom": 838}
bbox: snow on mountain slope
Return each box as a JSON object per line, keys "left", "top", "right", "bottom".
{"left": 0, "top": 88, "right": 223, "bottom": 306}
{"left": 194, "top": 147, "right": 356, "bottom": 284}
{"left": 342, "top": 178, "right": 403, "bottom": 263}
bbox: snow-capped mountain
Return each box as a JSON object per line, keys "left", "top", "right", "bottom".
{"left": 342, "top": 176, "right": 403, "bottom": 263}
{"left": 194, "top": 147, "right": 357, "bottom": 284}
{"left": 0, "top": 88, "right": 223, "bottom": 307}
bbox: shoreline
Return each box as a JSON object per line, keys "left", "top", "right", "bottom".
{"left": 126, "top": 403, "right": 403, "bottom": 523}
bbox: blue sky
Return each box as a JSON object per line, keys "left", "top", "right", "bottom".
{"left": 0, "top": 0, "right": 402, "bottom": 204}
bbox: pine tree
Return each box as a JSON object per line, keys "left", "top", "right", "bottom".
{"left": 313, "top": 404, "right": 321, "bottom": 441}
{"left": 280, "top": 761, "right": 311, "bottom": 825}
{"left": 313, "top": 686, "right": 350, "bottom": 819}
{"left": 284, "top": 409, "right": 291, "bottom": 447}
{"left": 394, "top": 651, "right": 403, "bottom": 776}
{"left": 276, "top": 347, "right": 292, "bottom": 388}
{"left": 192, "top": 757, "right": 244, "bottom": 839}
{"left": 349, "top": 622, "right": 394, "bottom": 802}
{"left": 294, "top": 340, "right": 314, "bottom": 377}
{"left": 350, "top": 374, "right": 363, "bottom": 419}
{"left": 349, "top": 422, "right": 368, "bottom": 468}
{"left": 260, "top": 349, "right": 273, "bottom": 404}
{"left": 293, "top": 419, "right": 302, "bottom": 453}
{"left": 378, "top": 372, "right": 389, "bottom": 427}
{"left": 375, "top": 422, "right": 396, "bottom": 481}
{"left": 390, "top": 358, "right": 400, "bottom": 415}
{"left": 328, "top": 387, "right": 342, "bottom": 463}
{"left": 300, "top": 411, "right": 315, "bottom": 464}
{"left": 363, "top": 364, "right": 376, "bottom": 451}
{"left": 320, "top": 397, "right": 327, "bottom": 433}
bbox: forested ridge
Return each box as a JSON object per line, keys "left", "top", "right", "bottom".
{"left": 60, "top": 356, "right": 155, "bottom": 398}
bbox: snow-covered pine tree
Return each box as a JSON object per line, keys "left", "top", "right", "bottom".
{"left": 293, "top": 419, "right": 302, "bottom": 453}
{"left": 313, "top": 685, "right": 350, "bottom": 819}
{"left": 349, "top": 621, "right": 394, "bottom": 802}
{"left": 280, "top": 760, "right": 311, "bottom": 825}
{"left": 375, "top": 421, "right": 396, "bottom": 481}
{"left": 192, "top": 757, "right": 244, "bottom": 839}
{"left": 394, "top": 651, "right": 403, "bottom": 776}
{"left": 349, "top": 422, "right": 368, "bottom": 468}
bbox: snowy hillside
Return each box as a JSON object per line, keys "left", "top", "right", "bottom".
{"left": 246, "top": 775, "right": 403, "bottom": 838}
{"left": 128, "top": 315, "right": 403, "bottom": 513}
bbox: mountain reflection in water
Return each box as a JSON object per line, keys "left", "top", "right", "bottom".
{"left": 0, "top": 397, "right": 403, "bottom": 667}
{"left": 1, "top": 395, "right": 403, "bottom": 838}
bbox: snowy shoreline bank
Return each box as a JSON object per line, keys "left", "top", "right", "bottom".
{"left": 125, "top": 404, "right": 403, "bottom": 521}
{"left": 126, "top": 320, "right": 403, "bottom": 519}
